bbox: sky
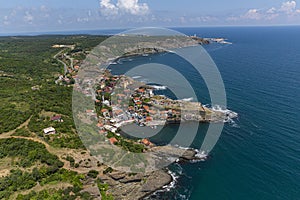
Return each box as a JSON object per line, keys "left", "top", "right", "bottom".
{"left": 1, "top": 0, "right": 300, "bottom": 34}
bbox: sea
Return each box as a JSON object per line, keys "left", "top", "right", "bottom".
{"left": 108, "top": 26, "right": 300, "bottom": 200}
{"left": 8, "top": 26, "right": 300, "bottom": 199}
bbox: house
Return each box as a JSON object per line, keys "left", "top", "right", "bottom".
{"left": 141, "top": 138, "right": 153, "bottom": 146}
{"left": 97, "top": 123, "right": 103, "bottom": 128}
{"left": 143, "top": 105, "right": 150, "bottom": 111}
{"left": 109, "top": 137, "right": 118, "bottom": 144}
{"left": 51, "top": 115, "right": 63, "bottom": 122}
{"left": 103, "top": 125, "right": 118, "bottom": 133}
{"left": 99, "top": 130, "right": 106, "bottom": 134}
{"left": 101, "top": 108, "right": 108, "bottom": 113}
{"left": 146, "top": 116, "right": 153, "bottom": 122}
{"left": 86, "top": 110, "right": 95, "bottom": 115}
{"left": 43, "top": 127, "right": 56, "bottom": 135}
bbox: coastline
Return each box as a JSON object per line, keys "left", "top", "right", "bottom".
{"left": 74, "top": 34, "right": 236, "bottom": 199}
{"left": 102, "top": 147, "right": 206, "bottom": 200}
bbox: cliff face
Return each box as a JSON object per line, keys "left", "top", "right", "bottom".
{"left": 101, "top": 169, "right": 172, "bottom": 200}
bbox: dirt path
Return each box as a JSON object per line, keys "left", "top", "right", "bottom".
{"left": 0, "top": 116, "right": 32, "bottom": 138}
{"left": 0, "top": 116, "right": 105, "bottom": 174}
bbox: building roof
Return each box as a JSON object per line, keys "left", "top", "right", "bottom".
{"left": 51, "top": 115, "right": 61, "bottom": 121}
{"left": 114, "top": 109, "right": 123, "bottom": 115}
{"left": 141, "top": 138, "right": 152, "bottom": 146}
{"left": 43, "top": 127, "right": 56, "bottom": 134}
{"left": 97, "top": 123, "right": 103, "bottom": 128}
{"left": 109, "top": 137, "right": 118, "bottom": 144}
{"left": 143, "top": 105, "right": 150, "bottom": 111}
{"left": 101, "top": 108, "right": 108, "bottom": 113}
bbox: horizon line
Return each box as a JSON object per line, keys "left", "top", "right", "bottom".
{"left": 1, "top": 24, "right": 300, "bottom": 37}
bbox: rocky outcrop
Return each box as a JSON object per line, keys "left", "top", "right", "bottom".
{"left": 141, "top": 170, "right": 172, "bottom": 193}
{"left": 100, "top": 148, "right": 206, "bottom": 199}
{"left": 180, "top": 149, "right": 197, "bottom": 160}
{"left": 102, "top": 169, "right": 172, "bottom": 200}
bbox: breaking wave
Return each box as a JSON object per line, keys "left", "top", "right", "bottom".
{"left": 151, "top": 85, "right": 167, "bottom": 90}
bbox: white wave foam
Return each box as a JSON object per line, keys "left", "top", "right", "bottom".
{"left": 205, "top": 104, "right": 238, "bottom": 123}
{"left": 162, "top": 170, "right": 178, "bottom": 191}
{"left": 132, "top": 76, "right": 142, "bottom": 79}
{"left": 151, "top": 85, "right": 167, "bottom": 90}
{"left": 174, "top": 144, "right": 190, "bottom": 150}
{"left": 195, "top": 150, "right": 208, "bottom": 159}
{"left": 181, "top": 97, "right": 193, "bottom": 102}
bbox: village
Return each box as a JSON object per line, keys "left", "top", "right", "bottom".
{"left": 76, "top": 70, "right": 234, "bottom": 151}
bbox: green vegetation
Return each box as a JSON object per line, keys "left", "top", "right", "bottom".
{"left": 0, "top": 35, "right": 110, "bottom": 199}
{"left": 96, "top": 179, "right": 114, "bottom": 200}
{"left": 40, "top": 168, "right": 84, "bottom": 188}
{"left": 0, "top": 166, "right": 87, "bottom": 199}
{"left": 65, "top": 155, "right": 76, "bottom": 167}
{"left": 103, "top": 167, "right": 113, "bottom": 174}
{"left": 12, "top": 127, "right": 33, "bottom": 137}
{"left": 106, "top": 131, "right": 145, "bottom": 153}
{"left": 87, "top": 170, "right": 99, "bottom": 178}
{"left": 0, "top": 138, "right": 63, "bottom": 168}
{"left": 16, "top": 187, "right": 93, "bottom": 200}
{"left": 0, "top": 169, "right": 37, "bottom": 199}
{"left": 0, "top": 35, "right": 106, "bottom": 149}
{"left": 0, "top": 138, "right": 87, "bottom": 199}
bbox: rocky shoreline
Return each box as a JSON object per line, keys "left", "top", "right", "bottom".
{"left": 101, "top": 147, "right": 204, "bottom": 200}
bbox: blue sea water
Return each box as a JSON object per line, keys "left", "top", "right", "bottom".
{"left": 162, "top": 26, "right": 300, "bottom": 200}
{"left": 109, "top": 26, "right": 300, "bottom": 200}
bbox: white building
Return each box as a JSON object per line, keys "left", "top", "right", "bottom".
{"left": 103, "top": 125, "right": 118, "bottom": 133}
{"left": 43, "top": 127, "right": 56, "bottom": 135}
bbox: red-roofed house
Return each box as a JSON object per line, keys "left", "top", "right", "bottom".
{"left": 97, "top": 123, "right": 103, "bottom": 128}
{"left": 109, "top": 137, "right": 118, "bottom": 144}
{"left": 101, "top": 108, "right": 108, "bottom": 113}
{"left": 141, "top": 138, "right": 153, "bottom": 146}
{"left": 51, "top": 115, "right": 62, "bottom": 122}
{"left": 146, "top": 116, "right": 153, "bottom": 122}
{"left": 143, "top": 105, "right": 150, "bottom": 111}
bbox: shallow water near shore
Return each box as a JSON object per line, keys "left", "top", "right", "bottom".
{"left": 110, "top": 26, "right": 300, "bottom": 200}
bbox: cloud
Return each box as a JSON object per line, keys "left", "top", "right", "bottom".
{"left": 3, "top": 16, "right": 10, "bottom": 25}
{"left": 99, "top": 0, "right": 149, "bottom": 16}
{"left": 77, "top": 17, "right": 89, "bottom": 22}
{"left": 240, "top": 1, "right": 300, "bottom": 22}
{"left": 117, "top": 0, "right": 149, "bottom": 15}
{"left": 24, "top": 11, "right": 34, "bottom": 23}
{"left": 243, "top": 9, "right": 262, "bottom": 20}
{"left": 40, "top": 5, "right": 47, "bottom": 12}
{"left": 190, "top": 16, "right": 218, "bottom": 23}
{"left": 100, "top": 0, "right": 119, "bottom": 15}
{"left": 267, "top": 7, "right": 276, "bottom": 14}
{"left": 279, "top": 1, "right": 297, "bottom": 14}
